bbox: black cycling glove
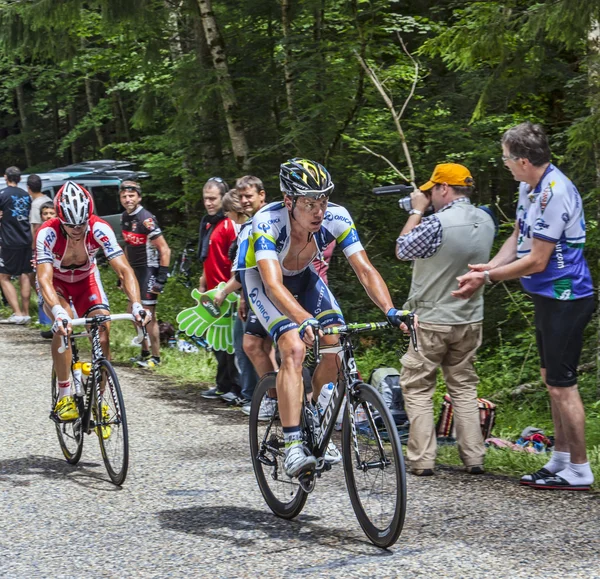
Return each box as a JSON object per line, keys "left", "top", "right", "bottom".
{"left": 151, "top": 266, "right": 170, "bottom": 294}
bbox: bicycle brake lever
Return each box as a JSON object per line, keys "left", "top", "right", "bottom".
{"left": 312, "top": 332, "right": 321, "bottom": 366}
{"left": 132, "top": 310, "right": 149, "bottom": 345}
{"left": 57, "top": 319, "right": 70, "bottom": 354}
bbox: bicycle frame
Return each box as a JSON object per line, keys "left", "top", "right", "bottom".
{"left": 58, "top": 313, "right": 146, "bottom": 433}
{"left": 307, "top": 323, "right": 391, "bottom": 471}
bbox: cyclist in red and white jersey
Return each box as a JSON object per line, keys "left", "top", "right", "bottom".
{"left": 36, "top": 181, "right": 150, "bottom": 422}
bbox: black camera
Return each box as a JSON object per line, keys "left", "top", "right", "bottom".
{"left": 372, "top": 184, "right": 432, "bottom": 213}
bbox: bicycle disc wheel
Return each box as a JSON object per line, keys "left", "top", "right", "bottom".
{"left": 249, "top": 372, "right": 308, "bottom": 519}
{"left": 342, "top": 382, "right": 406, "bottom": 548}
{"left": 51, "top": 366, "right": 84, "bottom": 464}
{"left": 95, "top": 360, "right": 129, "bottom": 485}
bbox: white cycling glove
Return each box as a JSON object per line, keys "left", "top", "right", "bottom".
{"left": 132, "top": 301, "right": 151, "bottom": 322}
{"left": 51, "top": 305, "right": 72, "bottom": 334}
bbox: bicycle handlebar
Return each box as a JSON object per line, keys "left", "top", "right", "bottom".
{"left": 311, "top": 315, "right": 418, "bottom": 364}
{"left": 57, "top": 312, "right": 148, "bottom": 354}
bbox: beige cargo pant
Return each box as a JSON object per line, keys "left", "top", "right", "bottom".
{"left": 400, "top": 321, "right": 485, "bottom": 470}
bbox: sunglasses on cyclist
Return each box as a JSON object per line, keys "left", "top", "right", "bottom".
{"left": 63, "top": 223, "right": 86, "bottom": 230}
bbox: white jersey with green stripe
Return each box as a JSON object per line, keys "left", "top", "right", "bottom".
{"left": 235, "top": 200, "right": 363, "bottom": 275}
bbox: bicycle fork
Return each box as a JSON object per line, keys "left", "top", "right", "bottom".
{"left": 347, "top": 383, "right": 390, "bottom": 472}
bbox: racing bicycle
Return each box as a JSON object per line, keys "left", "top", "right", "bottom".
{"left": 249, "top": 315, "right": 417, "bottom": 548}
{"left": 50, "top": 313, "right": 147, "bottom": 485}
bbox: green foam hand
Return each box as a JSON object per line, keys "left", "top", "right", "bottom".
{"left": 176, "top": 283, "right": 238, "bottom": 339}
{"left": 204, "top": 308, "right": 236, "bottom": 353}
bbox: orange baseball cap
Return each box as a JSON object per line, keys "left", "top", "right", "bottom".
{"left": 419, "top": 163, "right": 474, "bottom": 192}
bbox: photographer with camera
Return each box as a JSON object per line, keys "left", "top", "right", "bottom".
{"left": 394, "top": 163, "right": 494, "bottom": 476}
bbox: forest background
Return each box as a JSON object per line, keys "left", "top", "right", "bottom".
{"left": 1, "top": 0, "right": 600, "bottom": 472}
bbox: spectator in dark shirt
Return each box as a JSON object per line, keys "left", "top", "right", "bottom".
{"left": 0, "top": 166, "right": 33, "bottom": 324}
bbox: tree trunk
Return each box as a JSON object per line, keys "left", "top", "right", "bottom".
{"left": 267, "top": 7, "right": 282, "bottom": 143}
{"left": 85, "top": 77, "right": 105, "bottom": 149}
{"left": 588, "top": 20, "right": 600, "bottom": 398}
{"left": 51, "top": 95, "right": 62, "bottom": 165}
{"left": 196, "top": 0, "right": 250, "bottom": 170}
{"left": 68, "top": 105, "right": 80, "bottom": 163}
{"left": 116, "top": 91, "right": 131, "bottom": 141}
{"left": 281, "top": 0, "right": 296, "bottom": 117}
{"left": 164, "top": 0, "right": 184, "bottom": 61}
{"left": 15, "top": 83, "right": 33, "bottom": 168}
{"left": 188, "top": 0, "right": 224, "bottom": 171}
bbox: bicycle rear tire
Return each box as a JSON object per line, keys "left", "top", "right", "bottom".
{"left": 342, "top": 382, "right": 406, "bottom": 548}
{"left": 95, "top": 360, "right": 129, "bottom": 485}
{"left": 51, "top": 366, "right": 84, "bottom": 465}
{"left": 249, "top": 373, "right": 308, "bottom": 519}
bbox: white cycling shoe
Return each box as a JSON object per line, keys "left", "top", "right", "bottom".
{"left": 324, "top": 440, "right": 342, "bottom": 465}
{"left": 284, "top": 444, "right": 318, "bottom": 478}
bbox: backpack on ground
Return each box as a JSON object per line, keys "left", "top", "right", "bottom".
{"left": 369, "top": 367, "right": 409, "bottom": 427}
{"left": 435, "top": 394, "right": 496, "bottom": 440}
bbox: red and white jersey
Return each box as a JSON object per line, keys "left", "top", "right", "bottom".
{"left": 35, "top": 215, "right": 124, "bottom": 283}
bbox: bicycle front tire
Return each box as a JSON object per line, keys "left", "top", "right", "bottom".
{"left": 95, "top": 360, "right": 129, "bottom": 485}
{"left": 342, "top": 382, "right": 407, "bottom": 548}
{"left": 249, "top": 372, "right": 308, "bottom": 519}
{"left": 51, "top": 366, "right": 84, "bottom": 465}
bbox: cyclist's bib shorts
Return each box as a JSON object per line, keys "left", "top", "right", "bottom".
{"left": 241, "top": 266, "right": 344, "bottom": 342}
{"left": 245, "top": 310, "right": 269, "bottom": 339}
{"left": 53, "top": 268, "right": 109, "bottom": 318}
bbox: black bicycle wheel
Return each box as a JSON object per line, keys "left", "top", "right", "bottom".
{"left": 51, "top": 366, "right": 84, "bottom": 465}
{"left": 249, "top": 372, "right": 308, "bottom": 519}
{"left": 342, "top": 382, "right": 406, "bottom": 548}
{"left": 95, "top": 360, "right": 129, "bottom": 485}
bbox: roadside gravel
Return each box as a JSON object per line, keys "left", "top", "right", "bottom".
{"left": 1, "top": 326, "right": 598, "bottom": 578}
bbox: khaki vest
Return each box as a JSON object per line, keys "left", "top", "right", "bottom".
{"left": 403, "top": 202, "right": 495, "bottom": 324}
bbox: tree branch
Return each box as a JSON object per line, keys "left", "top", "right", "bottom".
{"left": 360, "top": 145, "right": 409, "bottom": 181}
{"left": 354, "top": 46, "right": 416, "bottom": 186}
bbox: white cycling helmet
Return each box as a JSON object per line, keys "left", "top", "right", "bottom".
{"left": 54, "top": 181, "right": 94, "bottom": 226}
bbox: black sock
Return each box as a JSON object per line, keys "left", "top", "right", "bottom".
{"left": 141, "top": 349, "right": 150, "bottom": 358}
{"left": 152, "top": 356, "right": 161, "bottom": 364}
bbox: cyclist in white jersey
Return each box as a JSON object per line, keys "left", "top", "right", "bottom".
{"left": 237, "top": 158, "right": 411, "bottom": 478}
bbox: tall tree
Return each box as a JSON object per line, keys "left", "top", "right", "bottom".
{"left": 196, "top": 0, "right": 250, "bottom": 169}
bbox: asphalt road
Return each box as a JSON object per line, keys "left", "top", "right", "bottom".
{"left": 1, "top": 325, "right": 599, "bottom": 578}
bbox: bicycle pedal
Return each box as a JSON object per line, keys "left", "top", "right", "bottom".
{"left": 298, "top": 471, "right": 316, "bottom": 493}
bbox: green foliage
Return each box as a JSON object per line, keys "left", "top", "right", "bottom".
{"left": 0, "top": 0, "right": 598, "bottom": 466}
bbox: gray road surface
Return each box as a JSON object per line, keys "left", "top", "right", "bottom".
{"left": 1, "top": 326, "right": 599, "bottom": 578}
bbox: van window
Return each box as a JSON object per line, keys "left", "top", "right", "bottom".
{"left": 90, "top": 185, "right": 121, "bottom": 215}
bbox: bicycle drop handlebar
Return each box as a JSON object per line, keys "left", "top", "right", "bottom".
{"left": 310, "top": 313, "right": 418, "bottom": 364}
{"left": 57, "top": 312, "right": 149, "bottom": 354}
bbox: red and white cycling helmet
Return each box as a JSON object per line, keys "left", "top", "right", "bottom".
{"left": 54, "top": 181, "right": 94, "bottom": 226}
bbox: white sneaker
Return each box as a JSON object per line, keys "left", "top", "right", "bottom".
{"left": 257, "top": 397, "right": 277, "bottom": 421}
{"left": 16, "top": 315, "right": 31, "bottom": 325}
{"left": 311, "top": 408, "right": 342, "bottom": 465}
{"left": 284, "top": 444, "right": 318, "bottom": 478}
{"left": 0, "top": 314, "right": 23, "bottom": 324}
{"left": 241, "top": 402, "right": 252, "bottom": 416}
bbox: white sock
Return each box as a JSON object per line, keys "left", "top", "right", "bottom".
{"left": 543, "top": 450, "right": 570, "bottom": 474}
{"left": 58, "top": 381, "right": 71, "bottom": 400}
{"left": 556, "top": 462, "right": 594, "bottom": 486}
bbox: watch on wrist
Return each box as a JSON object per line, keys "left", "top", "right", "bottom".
{"left": 409, "top": 209, "right": 423, "bottom": 216}
{"left": 483, "top": 270, "right": 493, "bottom": 285}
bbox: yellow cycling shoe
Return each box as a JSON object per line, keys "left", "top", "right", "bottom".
{"left": 54, "top": 396, "right": 79, "bottom": 422}
{"left": 94, "top": 402, "right": 112, "bottom": 440}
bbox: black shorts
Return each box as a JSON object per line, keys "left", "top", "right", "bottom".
{"left": 0, "top": 246, "right": 33, "bottom": 276}
{"left": 245, "top": 310, "right": 268, "bottom": 338}
{"left": 532, "top": 294, "right": 595, "bottom": 387}
{"left": 133, "top": 267, "right": 159, "bottom": 306}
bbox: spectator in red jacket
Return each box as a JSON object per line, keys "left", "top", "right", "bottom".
{"left": 197, "top": 177, "right": 241, "bottom": 401}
